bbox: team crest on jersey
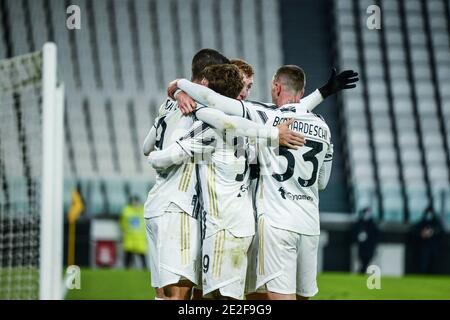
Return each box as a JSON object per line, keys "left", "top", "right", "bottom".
{"left": 278, "top": 187, "right": 313, "bottom": 201}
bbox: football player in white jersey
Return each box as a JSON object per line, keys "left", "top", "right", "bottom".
{"left": 142, "top": 49, "right": 230, "bottom": 300}
{"left": 170, "top": 65, "right": 358, "bottom": 300}
{"left": 148, "top": 64, "right": 307, "bottom": 299}
{"left": 228, "top": 59, "right": 318, "bottom": 299}
{"left": 228, "top": 59, "right": 263, "bottom": 300}
{"left": 143, "top": 51, "right": 306, "bottom": 300}
{"left": 230, "top": 59, "right": 254, "bottom": 101}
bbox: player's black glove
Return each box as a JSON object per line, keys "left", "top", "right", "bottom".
{"left": 319, "top": 68, "right": 359, "bottom": 98}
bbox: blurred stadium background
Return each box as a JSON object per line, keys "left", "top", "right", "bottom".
{"left": 0, "top": 0, "right": 449, "bottom": 299}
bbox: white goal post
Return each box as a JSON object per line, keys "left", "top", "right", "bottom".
{"left": 0, "top": 42, "right": 64, "bottom": 300}
{"left": 39, "top": 43, "right": 65, "bottom": 300}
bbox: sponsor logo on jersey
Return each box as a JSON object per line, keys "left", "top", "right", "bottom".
{"left": 278, "top": 187, "right": 313, "bottom": 201}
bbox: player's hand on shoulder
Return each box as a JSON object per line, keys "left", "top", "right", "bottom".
{"left": 277, "top": 118, "right": 305, "bottom": 149}
{"left": 167, "top": 78, "right": 197, "bottom": 114}
{"left": 176, "top": 91, "right": 197, "bottom": 115}
{"left": 167, "top": 79, "right": 180, "bottom": 99}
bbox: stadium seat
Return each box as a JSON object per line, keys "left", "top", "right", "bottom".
{"left": 339, "top": 29, "right": 356, "bottom": 46}
{"left": 218, "top": 0, "right": 238, "bottom": 60}
{"left": 386, "top": 32, "right": 403, "bottom": 48}
{"left": 336, "top": 0, "right": 352, "bottom": 12}
{"left": 408, "top": 188, "right": 430, "bottom": 223}
{"left": 383, "top": 193, "right": 404, "bottom": 223}
{"left": 85, "top": 179, "right": 106, "bottom": 216}
{"left": 105, "top": 178, "right": 128, "bottom": 214}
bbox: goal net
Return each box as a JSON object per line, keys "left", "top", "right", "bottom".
{"left": 0, "top": 43, "right": 64, "bottom": 300}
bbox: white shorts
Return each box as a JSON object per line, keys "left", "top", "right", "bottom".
{"left": 244, "top": 227, "right": 258, "bottom": 295}
{"left": 255, "top": 216, "right": 319, "bottom": 297}
{"left": 202, "top": 229, "right": 252, "bottom": 300}
{"left": 145, "top": 207, "right": 201, "bottom": 288}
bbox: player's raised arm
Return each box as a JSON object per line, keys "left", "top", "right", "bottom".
{"left": 177, "top": 79, "right": 245, "bottom": 117}
{"left": 318, "top": 68, "right": 359, "bottom": 98}
{"left": 318, "top": 143, "right": 334, "bottom": 190}
{"left": 297, "top": 68, "right": 359, "bottom": 112}
{"left": 298, "top": 89, "right": 324, "bottom": 112}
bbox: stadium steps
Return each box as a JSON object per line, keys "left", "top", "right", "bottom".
{"left": 280, "top": 0, "right": 352, "bottom": 213}
{"left": 335, "top": 0, "right": 450, "bottom": 221}
{"left": 82, "top": 98, "right": 100, "bottom": 173}
{"left": 104, "top": 98, "right": 121, "bottom": 174}
{"left": 126, "top": 0, "right": 145, "bottom": 91}
{"left": 0, "top": 0, "right": 14, "bottom": 58}
{"left": 398, "top": 0, "right": 433, "bottom": 213}
{"left": 351, "top": 0, "right": 384, "bottom": 217}
{"left": 377, "top": 6, "right": 410, "bottom": 221}
{"left": 107, "top": 0, "right": 124, "bottom": 91}
{"left": 421, "top": 0, "right": 450, "bottom": 186}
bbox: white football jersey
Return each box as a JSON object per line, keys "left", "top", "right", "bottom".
{"left": 177, "top": 121, "right": 255, "bottom": 239}
{"left": 144, "top": 99, "right": 198, "bottom": 218}
{"left": 243, "top": 101, "right": 333, "bottom": 236}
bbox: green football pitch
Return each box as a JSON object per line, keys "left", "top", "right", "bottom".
{"left": 64, "top": 269, "right": 450, "bottom": 300}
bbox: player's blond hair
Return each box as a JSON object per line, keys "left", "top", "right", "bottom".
{"left": 230, "top": 59, "right": 254, "bottom": 78}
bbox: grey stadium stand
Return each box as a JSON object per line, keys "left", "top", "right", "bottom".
{"left": 335, "top": 0, "right": 450, "bottom": 223}
{"left": 0, "top": 0, "right": 283, "bottom": 216}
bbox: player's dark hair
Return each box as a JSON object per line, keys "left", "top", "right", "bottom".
{"left": 274, "top": 65, "right": 306, "bottom": 93}
{"left": 202, "top": 64, "right": 243, "bottom": 99}
{"left": 191, "top": 49, "right": 230, "bottom": 81}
